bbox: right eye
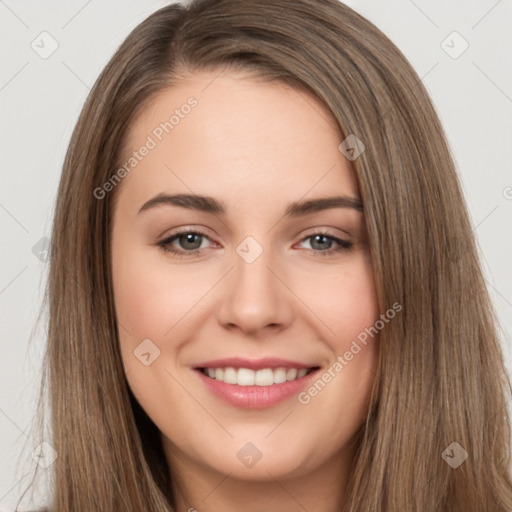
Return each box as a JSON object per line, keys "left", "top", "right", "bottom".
{"left": 158, "top": 229, "right": 216, "bottom": 258}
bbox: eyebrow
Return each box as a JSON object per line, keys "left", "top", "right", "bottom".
{"left": 137, "top": 193, "right": 363, "bottom": 217}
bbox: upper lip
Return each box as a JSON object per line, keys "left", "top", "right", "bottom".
{"left": 193, "top": 357, "right": 318, "bottom": 371}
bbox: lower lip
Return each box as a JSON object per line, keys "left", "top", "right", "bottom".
{"left": 195, "top": 369, "right": 319, "bottom": 409}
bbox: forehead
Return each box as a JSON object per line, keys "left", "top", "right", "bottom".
{"left": 117, "top": 70, "right": 359, "bottom": 212}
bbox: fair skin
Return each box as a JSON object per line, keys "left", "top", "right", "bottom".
{"left": 112, "top": 69, "right": 379, "bottom": 512}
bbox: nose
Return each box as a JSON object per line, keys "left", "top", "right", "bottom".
{"left": 215, "top": 243, "right": 294, "bottom": 336}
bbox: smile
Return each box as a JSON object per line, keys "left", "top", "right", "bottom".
{"left": 200, "top": 366, "right": 314, "bottom": 386}
{"left": 193, "top": 357, "right": 321, "bottom": 409}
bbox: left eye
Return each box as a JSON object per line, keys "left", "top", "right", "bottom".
{"left": 157, "top": 230, "right": 353, "bottom": 258}
{"left": 297, "top": 233, "right": 351, "bottom": 252}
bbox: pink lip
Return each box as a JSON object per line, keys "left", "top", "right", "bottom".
{"left": 193, "top": 357, "right": 313, "bottom": 370}
{"left": 194, "top": 366, "right": 320, "bottom": 409}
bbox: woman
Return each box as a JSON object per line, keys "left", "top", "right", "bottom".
{"left": 23, "top": 0, "right": 512, "bottom": 510}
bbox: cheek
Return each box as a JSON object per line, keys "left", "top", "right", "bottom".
{"left": 334, "top": 265, "right": 378, "bottom": 346}
{"left": 287, "top": 258, "right": 379, "bottom": 456}
{"left": 295, "top": 255, "right": 379, "bottom": 349}
{"left": 292, "top": 255, "right": 379, "bottom": 413}
{"left": 113, "top": 247, "right": 208, "bottom": 344}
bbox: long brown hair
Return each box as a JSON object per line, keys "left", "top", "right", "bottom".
{"left": 23, "top": 0, "right": 512, "bottom": 510}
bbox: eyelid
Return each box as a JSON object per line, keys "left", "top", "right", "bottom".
{"left": 299, "top": 225, "right": 353, "bottom": 240}
{"left": 158, "top": 224, "right": 213, "bottom": 239}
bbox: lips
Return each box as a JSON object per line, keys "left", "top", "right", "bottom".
{"left": 193, "top": 357, "right": 320, "bottom": 409}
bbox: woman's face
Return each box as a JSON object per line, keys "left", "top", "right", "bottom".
{"left": 112, "top": 69, "right": 379, "bottom": 486}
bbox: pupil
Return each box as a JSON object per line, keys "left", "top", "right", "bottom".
{"left": 181, "top": 233, "right": 201, "bottom": 250}
{"left": 312, "top": 235, "right": 331, "bottom": 251}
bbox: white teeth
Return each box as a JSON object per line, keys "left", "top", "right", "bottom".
{"left": 286, "top": 368, "right": 297, "bottom": 381}
{"left": 223, "top": 367, "right": 237, "bottom": 384}
{"left": 255, "top": 368, "right": 274, "bottom": 386}
{"left": 273, "top": 367, "right": 287, "bottom": 384}
{"left": 237, "top": 368, "right": 255, "bottom": 386}
{"left": 202, "top": 366, "right": 313, "bottom": 386}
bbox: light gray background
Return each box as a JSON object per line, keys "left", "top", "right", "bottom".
{"left": 1, "top": 1, "right": 511, "bottom": 510}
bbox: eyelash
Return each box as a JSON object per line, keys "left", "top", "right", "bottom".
{"left": 157, "top": 227, "right": 353, "bottom": 259}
